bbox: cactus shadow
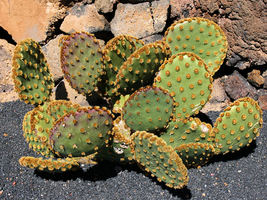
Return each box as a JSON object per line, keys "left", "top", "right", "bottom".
{"left": 34, "top": 161, "right": 121, "bottom": 182}
{"left": 123, "top": 163, "right": 192, "bottom": 200}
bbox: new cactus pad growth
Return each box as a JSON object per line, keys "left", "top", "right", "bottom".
{"left": 122, "top": 86, "right": 175, "bottom": 131}
{"left": 13, "top": 17, "right": 264, "bottom": 191}
{"left": 213, "top": 97, "right": 263, "bottom": 154}
{"left": 60, "top": 32, "right": 104, "bottom": 96}
{"left": 154, "top": 52, "right": 213, "bottom": 119}
{"left": 131, "top": 131, "right": 189, "bottom": 189}
{"left": 12, "top": 39, "right": 54, "bottom": 105}
{"left": 164, "top": 17, "right": 228, "bottom": 75}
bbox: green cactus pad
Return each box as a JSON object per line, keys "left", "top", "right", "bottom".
{"left": 213, "top": 97, "right": 263, "bottom": 155}
{"left": 154, "top": 52, "right": 213, "bottom": 119}
{"left": 50, "top": 107, "right": 114, "bottom": 157}
{"left": 60, "top": 32, "right": 104, "bottom": 96}
{"left": 22, "top": 110, "right": 53, "bottom": 157}
{"left": 12, "top": 39, "right": 54, "bottom": 105}
{"left": 115, "top": 41, "right": 171, "bottom": 96}
{"left": 46, "top": 100, "right": 81, "bottom": 124}
{"left": 122, "top": 86, "right": 175, "bottom": 132}
{"left": 131, "top": 131, "right": 189, "bottom": 189}
{"left": 164, "top": 17, "right": 228, "bottom": 75}
{"left": 27, "top": 103, "right": 55, "bottom": 157}
{"left": 100, "top": 35, "right": 144, "bottom": 97}
{"left": 174, "top": 143, "right": 215, "bottom": 168}
{"left": 160, "top": 117, "right": 214, "bottom": 148}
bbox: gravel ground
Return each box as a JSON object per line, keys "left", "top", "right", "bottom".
{"left": 0, "top": 100, "right": 266, "bottom": 200}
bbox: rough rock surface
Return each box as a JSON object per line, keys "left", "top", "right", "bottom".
{"left": 0, "top": 40, "right": 18, "bottom": 102}
{"left": 258, "top": 95, "right": 267, "bottom": 110}
{"left": 169, "top": 0, "right": 195, "bottom": 18}
{"left": 42, "top": 34, "right": 64, "bottom": 81}
{"left": 142, "top": 34, "right": 163, "bottom": 44}
{"left": 60, "top": 3, "right": 110, "bottom": 33}
{"left": 111, "top": 1, "right": 169, "bottom": 38}
{"left": 0, "top": 0, "right": 63, "bottom": 42}
{"left": 94, "top": 0, "right": 115, "bottom": 13}
{"left": 201, "top": 78, "right": 230, "bottom": 112}
{"left": 221, "top": 71, "right": 258, "bottom": 101}
{"left": 247, "top": 69, "right": 265, "bottom": 88}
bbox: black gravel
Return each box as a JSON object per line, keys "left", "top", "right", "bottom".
{"left": 0, "top": 101, "right": 266, "bottom": 200}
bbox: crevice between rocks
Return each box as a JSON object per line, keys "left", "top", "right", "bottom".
{"left": 0, "top": 26, "right": 16, "bottom": 45}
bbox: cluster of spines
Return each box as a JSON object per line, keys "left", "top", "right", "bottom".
{"left": 131, "top": 131, "right": 189, "bottom": 189}
{"left": 60, "top": 32, "right": 105, "bottom": 96}
{"left": 164, "top": 17, "right": 228, "bottom": 75}
{"left": 12, "top": 39, "right": 54, "bottom": 105}
{"left": 213, "top": 97, "right": 263, "bottom": 154}
{"left": 49, "top": 106, "right": 114, "bottom": 158}
{"left": 122, "top": 86, "right": 175, "bottom": 132}
{"left": 154, "top": 52, "right": 213, "bottom": 119}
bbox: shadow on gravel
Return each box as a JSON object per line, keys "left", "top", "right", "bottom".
{"left": 34, "top": 161, "right": 121, "bottom": 182}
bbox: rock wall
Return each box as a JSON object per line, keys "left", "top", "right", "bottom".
{"left": 0, "top": 0, "right": 266, "bottom": 111}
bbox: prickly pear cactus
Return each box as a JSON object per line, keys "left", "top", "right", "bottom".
{"left": 164, "top": 17, "right": 228, "bottom": 75}
{"left": 13, "top": 17, "right": 264, "bottom": 192}
{"left": 213, "top": 97, "right": 263, "bottom": 154}
{"left": 12, "top": 39, "right": 54, "bottom": 105}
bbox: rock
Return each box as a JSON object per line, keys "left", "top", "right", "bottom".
{"left": 111, "top": 1, "right": 169, "bottom": 38}
{"left": 201, "top": 78, "right": 230, "bottom": 112}
{"left": 151, "top": 0, "right": 170, "bottom": 33}
{"left": 42, "top": 34, "right": 65, "bottom": 82}
{"left": 60, "top": 4, "right": 110, "bottom": 33}
{"left": 95, "top": 0, "right": 115, "bottom": 13}
{"left": 142, "top": 34, "right": 163, "bottom": 44}
{"left": 264, "top": 78, "right": 267, "bottom": 89}
{"left": 192, "top": 0, "right": 267, "bottom": 68}
{"left": 247, "top": 69, "right": 265, "bottom": 88}
{"left": 221, "top": 71, "right": 258, "bottom": 100}
{"left": 258, "top": 95, "right": 267, "bottom": 110}
{"left": 111, "top": 3, "right": 154, "bottom": 38}
{"left": 169, "top": 0, "right": 195, "bottom": 18}
{"left": 0, "top": 0, "right": 64, "bottom": 42}
{"left": 51, "top": 79, "right": 89, "bottom": 107}
{"left": 0, "top": 39, "right": 19, "bottom": 102}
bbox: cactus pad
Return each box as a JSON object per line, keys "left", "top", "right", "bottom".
{"left": 164, "top": 17, "right": 228, "bottom": 75}
{"left": 100, "top": 35, "right": 144, "bottom": 97}
{"left": 115, "top": 41, "right": 171, "bottom": 95}
{"left": 12, "top": 39, "right": 54, "bottom": 105}
{"left": 122, "top": 86, "right": 175, "bottom": 132}
{"left": 213, "top": 97, "right": 263, "bottom": 154}
{"left": 131, "top": 131, "right": 188, "bottom": 189}
{"left": 60, "top": 32, "right": 104, "bottom": 96}
{"left": 154, "top": 52, "right": 213, "bottom": 119}
{"left": 50, "top": 107, "right": 114, "bottom": 157}
{"left": 175, "top": 143, "right": 215, "bottom": 168}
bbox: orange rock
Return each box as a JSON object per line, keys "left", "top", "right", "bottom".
{"left": 0, "top": 0, "right": 63, "bottom": 42}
